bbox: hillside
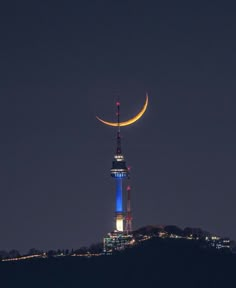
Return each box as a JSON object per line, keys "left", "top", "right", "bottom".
{"left": 0, "top": 237, "right": 235, "bottom": 288}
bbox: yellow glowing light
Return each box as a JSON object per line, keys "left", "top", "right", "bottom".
{"left": 116, "top": 218, "right": 124, "bottom": 232}
{"left": 96, "top": 94, "right": 148, "bottom": 127}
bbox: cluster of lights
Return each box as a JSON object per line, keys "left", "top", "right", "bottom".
{"left": 111, "top": 171, "right": 128, "bottom": 178}
{"left": 205, "top": 236, "right": 230, "bottom": 249}
{"left": 114, "top": 155, "right": 125, "bottom": 161}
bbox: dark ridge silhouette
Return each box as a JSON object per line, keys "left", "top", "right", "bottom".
{"left": 0, "top": 237, "right": 235, "bottom": 288}
{"left": 133, "top": 224, "right": 211, "bottom": 238}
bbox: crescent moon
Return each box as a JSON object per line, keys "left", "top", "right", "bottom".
{"left": 96, "top": 94, "right": 148, "bottom": 127}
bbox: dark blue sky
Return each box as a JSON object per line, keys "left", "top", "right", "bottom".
{"left": 0, "top": 0, "right": 235, "bottom": 252}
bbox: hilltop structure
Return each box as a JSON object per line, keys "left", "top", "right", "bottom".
{"left": 103, "top": 101, "right": 134, "bottom": 253}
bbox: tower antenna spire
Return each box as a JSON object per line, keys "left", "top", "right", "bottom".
{"left": 116, "top": 99, "right": 121, "bottom": 155}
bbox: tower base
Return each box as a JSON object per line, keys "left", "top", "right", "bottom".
{"left": 115, "top": 212, "right": 124, "bottom": 232}
{"left": 103, "top": 231, "right": 134, "bottom": 254}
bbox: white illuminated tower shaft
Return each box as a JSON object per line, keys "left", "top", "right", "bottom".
{"left": 110, "top": 101, "right": 128, "bottom": 232}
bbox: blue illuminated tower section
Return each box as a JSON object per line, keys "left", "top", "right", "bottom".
{"left": 110, "top": 101, "right": 128, "bottom": 232}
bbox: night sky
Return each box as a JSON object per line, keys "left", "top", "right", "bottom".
{"left": 0, "top": 1, "right": 236, "bottom": 252}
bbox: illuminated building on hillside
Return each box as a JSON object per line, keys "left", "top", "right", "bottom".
{"left": 205, "top": 236, "right": 231, "bottom": 250}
